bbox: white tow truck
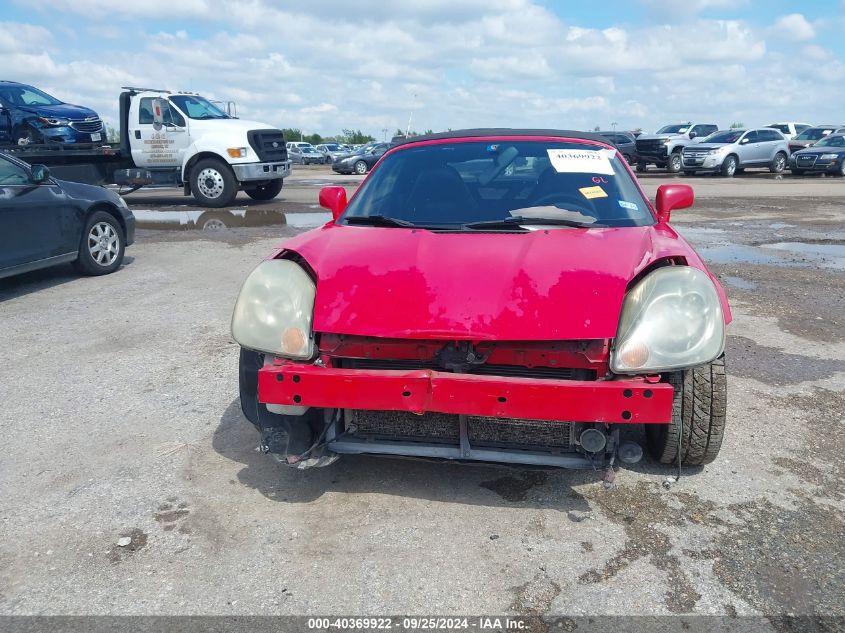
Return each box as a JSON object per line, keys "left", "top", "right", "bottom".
{"left": 1, "top": 87, "right": 291, "bottom": 208}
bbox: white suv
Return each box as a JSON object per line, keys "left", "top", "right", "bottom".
{"left": 766, "top": 122, "right": 812, "bottom": 140}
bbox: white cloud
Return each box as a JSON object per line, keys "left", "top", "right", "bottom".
{"left": 3, "top": 2, "right": 845, "bottom": 137}
{"left": 770, "top": 13, "right": 816, "bottom": 42}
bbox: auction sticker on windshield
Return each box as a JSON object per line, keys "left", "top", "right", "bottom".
{"left": 547, "top": 148, "right": 614, "bottom": 175}
{"left": 578, "top": 185, "right": 608, "bottom": 199}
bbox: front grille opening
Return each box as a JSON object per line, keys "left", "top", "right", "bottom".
{"left": 350, "top": 410, "right": 574, "bottom": 452}
{"left": 247, "top": 129, "right": 287, "bottom": 162}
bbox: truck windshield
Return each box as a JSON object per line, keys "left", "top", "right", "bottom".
{"left": 341, "top": 140, "right": 653, "bottom": 229}
{"left": 795, "top": 128, "right": 834, "bottom": 141}
{"left": 657, "top": 125, "right": 689, "bottom": 134}
{"left": 0, "top": 85, "right": 63, "bottom": 107}
{"left": 169, "top": 96, "right": 230, "bottom": 120}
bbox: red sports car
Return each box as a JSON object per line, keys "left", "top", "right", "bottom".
{"left": 232, "top": 130, "right": 730, "bottom": 471}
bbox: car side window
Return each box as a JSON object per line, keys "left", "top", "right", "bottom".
{"left": 743, "top": 131, "right": 759, "bottom": 144}
{"left": 765, "top": 130, "right": 782, "bottom": 142}
{"left": 0, "top": 158, "right": 30, "bottom": 185}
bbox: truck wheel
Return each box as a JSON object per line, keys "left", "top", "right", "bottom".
{"left": 647, "top": 356, "right": 727, "bottom": 466}
{"left": 354, "top": 160, "right": 369, "bottom": 175}
{"left": 244, "top": 179, "right": 284, "bottom": 201}
{"left": 191, "top": 158, "right": 238, "bottom": 208}
{"left": 721, "top": 155, "right": 737, "bottom": 177}
{"left": 636, "top": 162, "right": 647, "bottom": 173}
{"left": 74, "top": 210, "right": 125, "bottom": 276}
{"left": 769, "top": 152, "right": 787, "bottom": 173}
{"left": 838, "top": 160, "right": 845, "bottom": 177}
{"left": 667, "top": 151, "right": 682, "bottom": 173}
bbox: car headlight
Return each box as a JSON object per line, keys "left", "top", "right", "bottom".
{"left": 611, "top": 267, "right": 724, "bottom": 374}
{"left": 707, "top": 148, "right": 724, "bottom": 155}
{"left": 662, "top": 139, "right": 672, "bottom": 145}
{"left": 37, "top": 117, "right": 70, "bottom": 127}
{"left": 231, "top": 260, "right": 316, "bottom": 359}
{"left": 820, "top": 153, "right": 839, "bottom": 160}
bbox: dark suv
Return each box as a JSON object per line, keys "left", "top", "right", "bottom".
{"left": 0, "top": 81, "right": 105, "bottom": 146}
{"left": 598, "top": 131, "right": 637, "bottom": 164}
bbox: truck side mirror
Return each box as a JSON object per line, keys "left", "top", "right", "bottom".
{"left": 152, "top": 98, "right": 165, "bottom": 130}
{"left": 319, "top": 186, "right": 348, "bottom": 221}
{"left": 688, "top": 131, "right": 697, "bottom": 139}
{"left": 655, "top": 184, "right": 693, "bottom": 223}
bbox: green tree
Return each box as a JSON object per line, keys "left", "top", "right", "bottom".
{"left": 339, "top": 128, "right": 375, "bottom": 144}
{"left": 730, "top": 122, "right": 744, "bottom": 129}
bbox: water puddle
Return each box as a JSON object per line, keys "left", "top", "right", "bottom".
{"left": 722, "top": 276, "right": 757, "bottom": 290}
{"left": 700, "top": 242, "right": 845, "bottom": 271}
{"left": 769, "top": 223, "right": 796, "bottom": 230}
{"left": 285, "top": 212, "right": 332, "bottom": 227}
{"left": 761, "top": 242, "right": 845, "bottom": 271}
{"left": 133, "top": 209, "right": 331, "bottom": 231}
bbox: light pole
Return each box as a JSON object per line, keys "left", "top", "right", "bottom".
{"left": 406, "top": 93, "right": 418, "bottom": 137}
{"left": 382, "top": 127, "right": 388, "bottom": 141}
{"left": 611, "top": 122, "right": 617, "bottom": 131}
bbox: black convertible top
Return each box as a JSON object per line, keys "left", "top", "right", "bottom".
{"left": 394, "top": 128, "right": 610, "bottom": 146}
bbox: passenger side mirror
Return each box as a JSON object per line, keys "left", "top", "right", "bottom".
{"left": 655, "top": 184, "right": 693, "bottom": 223}
{"left": 30, "top": 164, "right": 50, "bottom": 184}
{"left": 319, "top": 186, "right": 348, "bottom": 221}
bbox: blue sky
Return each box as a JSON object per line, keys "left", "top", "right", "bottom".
{"left": 2, "top": 0, "right": 844, "bottom": 137}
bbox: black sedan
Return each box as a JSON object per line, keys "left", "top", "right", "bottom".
{"left": 789, "top": 134, "right": 845, "bottom": 176}
{"left": 598, "top": 131, "right": 637, "bottom": 164}
{"left": 0, "top": 153, "right": 135, "bottom": 280}
{"left": 331, "top": 142, "right": 392, "bottom": 175}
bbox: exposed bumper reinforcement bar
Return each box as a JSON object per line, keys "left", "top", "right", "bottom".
{"left": 257, "top": 363, "right": 673, "bottom": 424}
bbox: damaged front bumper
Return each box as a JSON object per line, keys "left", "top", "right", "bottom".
{"left": 255, "top": 361, "right": 673, "bottom": 469}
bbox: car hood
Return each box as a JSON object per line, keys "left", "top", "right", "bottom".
{"left": 637, "top": 134, "right": 673, "bottom": 142}
{"left": 795, "top": 147, "right": 845, "bottom": 156}
{"left": 687, "top": 144, "right": 728, "bottom": 151}
{"left": 277, "top": 223, "right": 723, "bottom": 340}
{"left": 18, "top": 104, "right": 99, "bottom": 120}
{"left": 187, "top": 118, "right": 277, "bottom": 134}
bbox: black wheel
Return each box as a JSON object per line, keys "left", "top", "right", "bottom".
{"left": 353, "top": 160, "right": 368, "bottom": 175}
{"left": 14, "top": 125, "right": 39, "bottom": 146}
{"left": 190, "top": 158, "right": 238, "bottom": 208}
{"left": 647, "top": 356, "right": 727, "bottom": 466}
{"left": 721, "top": 155, "right": 737, "bottom": 177}
{"left": 244, "top": 179, "right": 284, "bottom": 201}
{"left": 769, "top": 152, "right": 787, "bottom": 173}
{"left": 791, "top": 169, "right": 804, "bottom": 176}
{"left": 667, "top": 152, "right": 682, "bottom": 173}
{"left": 838, "top": 160, "right": 845, "bottom": 177}
{"left": 74, "top": 210, "right": 125, "bottom": 276}
{"left": 636, "top": 162, "right": 647, "bottom": 173}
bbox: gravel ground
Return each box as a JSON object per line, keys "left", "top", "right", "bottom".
{"left": 0, "top": 170, "right": 842, "bottom": 628}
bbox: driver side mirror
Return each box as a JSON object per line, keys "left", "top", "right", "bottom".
{"left": 30, "top": 164, "right": 50, "bottom": 184}
{"left": 689, "top": 132, "right": 697, "bottom": 139}
{"left": 319, "top": 186, "right": 348, "bottom": 221}
{"left": 740, "top": 137, "right": 749, "bottom": 144}
{"left": 655, "top": 184, "right": 693, "bottom": 223}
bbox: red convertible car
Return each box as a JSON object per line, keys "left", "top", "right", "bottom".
{"left": 232, "top": 130, "right": 730, "bottom": 471}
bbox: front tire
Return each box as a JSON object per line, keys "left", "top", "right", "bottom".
{"left": 721, "top": 155, "right": 738, "bottom": 177}
{"left": 646, "top": 356, "right": 727, "bottom": 466}
{"left": 769, "top": 152, "right": 787, "bottom": 173}
{"left": 838, "top": 160, "right": 845, "bottom": 177}
{"left": 244, "top": 179, "right": 284, "bottom": 201}
{"left": 74, "top": 210, "right": 125, "bottom": 276}
{"left": 191, "top": 158, "right": 238, "bottom": 208}
{"left": 353, "top": 160, "right": 368, "bottom": 175}
{"left": 667, "top": 152, "right": 682, "bottom": 173}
